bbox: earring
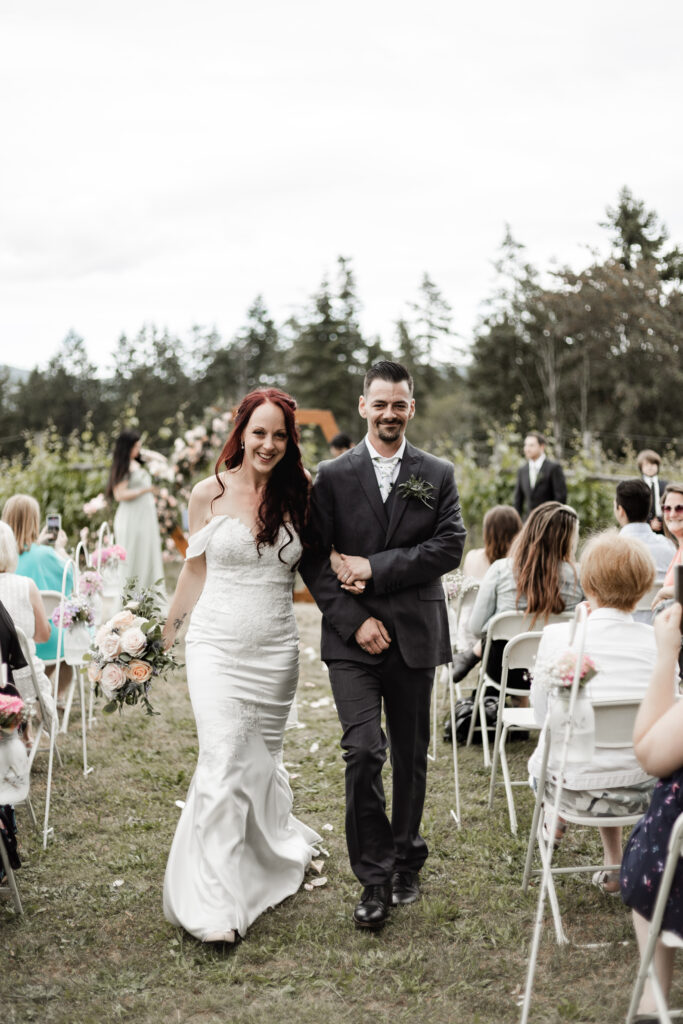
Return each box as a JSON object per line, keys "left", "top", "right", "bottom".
{"left": 241, "top": 441, "right": 245, "bottom": 450}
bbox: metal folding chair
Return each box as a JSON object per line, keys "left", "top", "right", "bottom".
{"left": 487, "top": 631, "right": 543, "bottom": 834}
{"left": 0, "top": 824, "right": 22, "bottom": 915}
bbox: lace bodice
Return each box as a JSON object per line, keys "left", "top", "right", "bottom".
{"left": 187, "top": 516, "right": 301, "bottom": 649}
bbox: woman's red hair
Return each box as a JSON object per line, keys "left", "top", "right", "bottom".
{"left": 213, "top": 389, "right": 309, "bottom": 564}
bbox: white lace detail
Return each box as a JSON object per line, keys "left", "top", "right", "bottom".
{"left": 198, "top": 699, "right": 261, "bottom": 766}
{"left": 188, "top": 517, "right": 301, "bottom": 650}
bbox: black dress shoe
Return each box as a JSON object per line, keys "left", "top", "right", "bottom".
{"left": 391, "top": 871, "right": 420, "bottom": 906}
{"left": 353, "top": 884, "right": 392, "bottom": 929}
{"left": 452, "top": 648, "right": 480, "bottom": 683}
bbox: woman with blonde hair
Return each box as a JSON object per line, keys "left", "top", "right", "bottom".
{"left": 0, "top": 521, "right": 56, "bottom": 729}
{"left": 530, "top": 530, "right": 662, "bottom": 890}
{"left": 1, "top": 494, "right": 73, "bottom": 664}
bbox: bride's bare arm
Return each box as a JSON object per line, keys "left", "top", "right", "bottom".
{"left": 162, "top": 556, "right": 206, "bottom": 649}
{"left": 162, "top": 481, "right": 213, "bottom": 649}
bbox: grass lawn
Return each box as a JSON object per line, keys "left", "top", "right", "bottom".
{"left": 3, "top": 603, "right": 678, "bottom": 1024}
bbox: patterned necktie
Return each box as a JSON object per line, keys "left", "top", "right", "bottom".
{"left": 374, "top": 456, "right": 400, "bottom": 502}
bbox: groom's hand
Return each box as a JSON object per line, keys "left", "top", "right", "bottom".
{"left": 355, "top": 617, "right": 391, "bottom": 655}
{"left": 337, "top": 553, "right": 372, "bottom": 585}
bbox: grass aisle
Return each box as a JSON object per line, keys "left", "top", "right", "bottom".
{"left": 3, "top": 604, "right": 677, "bottom": 1024}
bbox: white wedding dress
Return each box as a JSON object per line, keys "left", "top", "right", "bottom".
{"left": 163, "top": 515, "right": 320, "bottom": 940}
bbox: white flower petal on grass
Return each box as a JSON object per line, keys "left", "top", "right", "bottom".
{"left": 310, "top": 697, "right": 331, "bottom": 709}
{"left": 309, "top": 741, "right": 319, "bottom": 754}
{"left": 318, "top": 759, "right": 325, "bottom": 768}
{"left": 321, "top": 823, "right": 334, "bottom": 832}
{"left": 289, "top": 773, "right": 300, "bottom": 780}
{"left": 308, "top": 876, "right": 327, "bottom": 887}
{"left": 175, "top": 800, "right": 185, "bottom": 809}
{"left": 112, "top": 879, "right": 124, "bottom": 888}
{"left": 309, "top": 859, "right": 325, "bottom": 874}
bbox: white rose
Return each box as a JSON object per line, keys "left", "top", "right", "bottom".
{"left": 100, "top": 663, "right": 127, "bottom": 697}
{"left": 120, "top": 626, "right": 147, "bottom": 658}
{"left": 99, "top": 631, "right": 122, "bottom": 659}
{"left": 110, "top": 609, "right": 135, "bottom": 629}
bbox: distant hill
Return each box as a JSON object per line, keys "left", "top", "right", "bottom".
{"left": 1, "top": 364, "right": 30, "bottom": 385}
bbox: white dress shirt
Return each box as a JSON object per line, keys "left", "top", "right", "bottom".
{"left": 365, "top": 435, "right": 406, "bottom": 501}
{"left": 527, "top": 608, "right": 675, "bottom": 790}
{"left": 528, "top": 453, "right": 546, "bottom": 490}
{"left": 620, "top": 521, "right": 676, "bottom": 585}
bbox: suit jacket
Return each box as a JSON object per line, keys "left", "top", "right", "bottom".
{"left": 645, "top": 476, "right": 668, "bottom": 524}
{"left": 513, "top": 458, "right": 567, "bottom": 518}
{"left": 300, "top": 440, "right": 466, "bottom": 669}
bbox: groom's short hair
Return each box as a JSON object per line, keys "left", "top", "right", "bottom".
{"left": 363, "top": 361, "right": 414, "bottom": 395}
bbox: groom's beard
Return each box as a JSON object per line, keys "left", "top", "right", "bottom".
{"left": 377, "top": 421, "right": 402, "bottom": 442}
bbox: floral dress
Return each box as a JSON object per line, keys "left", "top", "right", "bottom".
{"left": 620, "top": 767, "right": 683, "bottom": 938}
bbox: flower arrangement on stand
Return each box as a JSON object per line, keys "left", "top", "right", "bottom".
{"left": 52, "top": 597, "right": 96, "bottom": 666}
{"left": 532, "top": 648, "right": 599, "bottom": 764}
{"left": 78, "top": 569, "right": 104, "bottom": 625}
{"left": 85, "top": 578, "right": 178, "bottom": 716}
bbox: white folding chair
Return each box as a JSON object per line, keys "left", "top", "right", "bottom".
{"left": 467, "top": 610, "right": 575, "bottom": 764}
{"left": 487, "top": 631, "right": 543, "bottom": 834}
{"left": 625, "top": 811, "right": 683, "bottom": 1024}
{"left": 15, "top": 626, "right": 62, "bottom": 801}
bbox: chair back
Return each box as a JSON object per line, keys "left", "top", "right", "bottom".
{"left": 14, "top": 627, "right": 53, "bottom": 729}
{"left": 455, "top": 584, "right": 480, "bottom": 623}
{"left": 592, "top": 699, "right": 641, "bottom": 748}
{"left": 40, "top": 590, "right": 62, "bottom": 620}
{"left": 93, "top": 521, "right": 113, "bottom": 572}
{"left": 635, "top": 584, "right": 660, "bottom": 613}
{"left": 503, "top": 632, "right": 543, "bottom": 675}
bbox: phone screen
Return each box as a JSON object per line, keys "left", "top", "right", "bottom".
{"left": 46, "top": 513, "right": 61, "bottom": 536}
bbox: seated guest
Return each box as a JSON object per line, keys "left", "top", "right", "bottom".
{"left": 1, "top": 494, "right": 73, "bottom": 664}
{"left": 637, "top": 448, "right": 668, "bottom": 535}
{"left": 469, "top": 502, "right": 583, "bottom": 692}
{"left": 0, "top": 522, "right": 56, "bottom": 729}
{"left": 452, "top": 505, "right": 523, "bottom": 682}
{"left": 529, "top": 531, "right": 663, "bottom": 892}
{"left": 615, "top": 479, "right": 675, "bottom": 623}
{"left": 651, "top": 482, "right": 683, "bottom": 609}
{"left": 621, "top": 602, "right": 683, "bottom": 1020}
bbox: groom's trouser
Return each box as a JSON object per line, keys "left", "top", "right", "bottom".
{"left": 328, "top": 645, "right": 434, "bottom": 886}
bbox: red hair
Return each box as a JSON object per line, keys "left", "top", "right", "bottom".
{"left": 213, "top": 389, "right": 309, "bottom": 564}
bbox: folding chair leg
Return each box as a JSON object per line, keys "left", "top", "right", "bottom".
{"left": 42, "top": 716, "right": 56, "bottom": 849}
{"left": 448, "top": 672, "right": 461, "bottom": 828}
{"left": 466, "top": 669, "right": 484, "bottom": 747}
{"left": 78, "top": 669, "right": 93, "bottom": 778}
{"left": 487, "top": 713, "right": 505, "bottom": 809}
{"left": 479, "top": 684, "right": 491, "bottom": 768}
{"left": 498, "top": 724, "right": 519, "bottom": 835}
{"left": 88, "top": 680, "right": 95, "bottom": 728}
{"left": 0, "top": 831, "right": 23, "bottom": 914}
{"left": 60, "top": 667, "right": 77, "bottom": 733}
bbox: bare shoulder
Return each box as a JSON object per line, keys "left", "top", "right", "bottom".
{"left": 189, "top": 475, "right": 223, "bottom": 528}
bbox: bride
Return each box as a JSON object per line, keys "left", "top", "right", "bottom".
{"left": 162, "top": 388, "right": 320, "bottom": 944}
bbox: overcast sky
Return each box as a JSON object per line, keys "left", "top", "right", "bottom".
{"left": 2, "top": 1, "right": 682, "bottom": 373}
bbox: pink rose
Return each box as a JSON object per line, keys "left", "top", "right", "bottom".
{"left": 111, "top": 609, "right": 135, "bottom": 629}
{"left": 120, "top": 626, "right": 147, "bottom": 657}
{"left": 99, "top": 631, "right": 122, "bottom": 659}
{"left": 127, "top": 659, "right": 152, "bottom": 683}
{"left": 100, "top": 663, "right": 127, "bottom": 696}
{"left": 87, "top": 661, "right": 102, "bottom": 684}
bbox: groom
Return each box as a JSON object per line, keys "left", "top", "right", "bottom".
{"left": 301, "top": 361, "right": 466, "bottom": 929}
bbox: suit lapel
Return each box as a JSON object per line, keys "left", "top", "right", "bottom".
{"left": 385, "top": 443, "right": 423, "bottom": 545}
{"left": 350, "top": 444, "right": 388, "bottom": 530}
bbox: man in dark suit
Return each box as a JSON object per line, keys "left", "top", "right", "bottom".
{"left": 301, "top": 361, "right": 466, "bottom": 930}
{"left": 513, "top": 431, "right": 567, "bottom": 519}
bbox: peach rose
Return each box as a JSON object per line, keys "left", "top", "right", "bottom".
{"left": 87, "top": 661, "right": 102, "bottom": 684}
{"left": 100, "top": 662, "right": 127, "bottom": 696}
{"left": 99, "top": 631, "right": 122, "bottom": 659}
{"left": 110, "top": 609, "right": 135, "bottom": 629}
{"left": 127, "top": 659, "right": 152, "bottom": 683}
{"left": 120, "top": 626, "right": 147, "bottom": 657}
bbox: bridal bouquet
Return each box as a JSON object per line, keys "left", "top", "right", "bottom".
{"left": 85, "top": 579, "right": 177, "bottom": 716}
{"left": 532, "top": 650, "right": 598, "bottom": 692}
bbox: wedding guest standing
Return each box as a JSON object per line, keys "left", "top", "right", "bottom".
{"left": 106, "top": 431, "right": 166, "bottom": 594}
{"left": 513, "top": 431, "right": 567, "bottom": 520}
{"left": 637, "top": 448, "right": 668, "bottom": 535}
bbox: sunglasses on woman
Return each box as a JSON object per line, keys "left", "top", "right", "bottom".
{"left": 662, "top": 504, "right": 683, "bottom": 515}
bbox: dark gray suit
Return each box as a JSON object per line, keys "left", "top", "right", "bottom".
{"left": 301, "top": 440, "right": 466, "bottom": 884}
{"left": 513, "top": 457, "right": 567, "bottom": 519}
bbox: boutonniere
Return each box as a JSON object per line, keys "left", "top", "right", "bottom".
{"left": 397, "top": 475, "right": 435, "bottom": 508}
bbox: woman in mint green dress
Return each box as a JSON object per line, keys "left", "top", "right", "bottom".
{"left": 106, "top": 431, "right": 166, "bottom": 596}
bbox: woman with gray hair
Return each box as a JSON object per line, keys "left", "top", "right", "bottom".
{"left": 0, "top": 521, "right": 56, "bottom": 737}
